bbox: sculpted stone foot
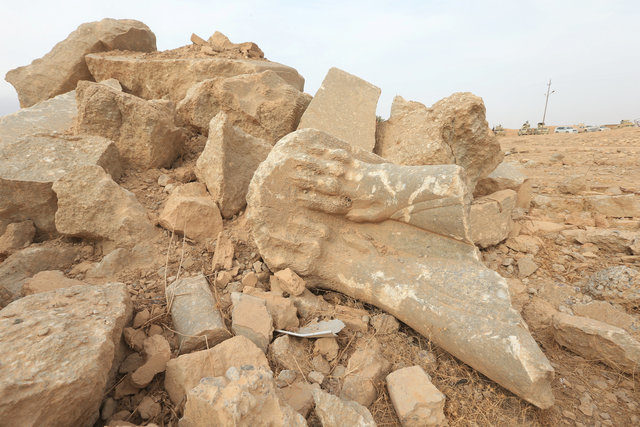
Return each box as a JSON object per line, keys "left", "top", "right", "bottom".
{"left": 247, "top": 129, "right": 554, "bottom": 408}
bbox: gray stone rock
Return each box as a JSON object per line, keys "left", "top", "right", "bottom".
{"left": 585, "top": 266, "right": 640, "bottom": 307}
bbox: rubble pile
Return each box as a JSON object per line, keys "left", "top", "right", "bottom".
{"left": 1, "top": 18, "right": 639, "bottom": 426}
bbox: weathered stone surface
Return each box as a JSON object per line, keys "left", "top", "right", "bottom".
{"left": 0, "top": 91, "right": 76, "bottom": 146}
{"left": 195, "top": 112, "right": 272, "bottom": 218}
{"left": 53, "top": 165, "right": 154, "bottom": 248}
{"left": 390, "top": 95, "right": 427, "bottom": 117}
{"left": 180, "top": 366, "right": 306, "bottom": 426}
{"left": 0, "top": 283, "right": 132, "bottom": 426}
{"left": 0, "top": 245, "right": 81, "bottom": 306}
{"left": 553, "top": 313, "right": 640, "bottom": 373}
{"left": 246, "top": 129, "right": 554, "bottom": 408}
{"left": 341, "top": 338, "right": 391, "bottom": 407}
{"left": 584, "top": 194, "right": 640, "bottom": 218}
{"left": 0, "top": 134, "right": 121, "bottom": 237}
{"left": 274, "top": 268, "right": 306, "bottom": 296}
{"left": 584, "top": 266, "right": 640, "bottom": 307}
{"left": 165, "top": 335, "right": 269, "bottom": 404}
{"left": 177, "top": 70, "right": 311, "bottom": 141}
{"left": 573, "top": 300, "right": 640, "bottom": 338}
{"left": 558, "top": 175, "right": 587, "bottom": 195}
{"left": 386, "top": 366, "right": 447, "bottom": 426}
{"left": 314, "top": 338, "right": 339, "bottom": 361}
{"left": 375, "top": 92, "right": 503, "bottom": 190}
{"left": 270, "top": 335, "right": 312, "bottom": 372}
{"left": 85, "top": 51, "right": 304, "bottom": 103}
{"left": 22, "top": 270, "right": 86, "bottom": 295}
{"left": 518, "top": 255, "right": 539, "bottom": 278}
{"left": 0, "top": 221, "right": 35, "bottom": 255}
{"left": 211, "top": 233, "right": 234, "bottom": 271}
{"left": 312, "top": 388, "right": 376, "bottom": 427}
{"left": 158, "top": 182, "right": 223, "bottom": 241}
{"left": 371, "top": 313, "right": 400, "bottom": 335}
{"left": 207, "top": 31, "right": 265, "bottom": 59}
{"left": 474, "top": 161, "right": 531, "bottom": 209}
{"left": 130, "top": 335, "right": 171, "bottom": 388}
{"left": 75, "top": 81, "right": 183, "bottom": 168}
{"left": 242, "top": 287, "right": 299, "bottom": 330}
{"left": 278, "top": 381, "right": 316, "bottom": 417}
{"left": 469, "top": 189, "right": 516, "bottom": 248}
{"left": 231, "top": 292, "right": 273, "bottom": 352}
{"left": 5, "top": 18, "right": 156, "bottom": 108}
{"left": 166, "top": 274, "right": 230, "bottom": 353}
{"left": 562, "top": 228, "right": 640, "bottom": 255}
{"left": 298, "top": 68, "right": 380, "bottom": 152}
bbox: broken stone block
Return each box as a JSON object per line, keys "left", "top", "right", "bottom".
{"left": 0, "top": 221, "right": 35, "bottom": 255}
{"left": 553, "top": 313, "right": 640, "bottom": 373}
{"left": 277, "top": 381, "right": 316, "bottom": 417}
{"left": 375, "top": 92, "right": 503, "bottom": 190}
{"left": 274, "top": 268, "right": 306, "bottom": 296}
{"left": 5, "top": 18, "right": 156, "bottom": 108}
{"left": 195, "top": 112, "right": 272, "bottom": 218}
{"left": 231, "top": 292, "right": 273, "bottom": 352}
{"left": 298, "top": 67, "right": 380, "bottom": 152}
{"left": 0, "top": 245, "right": 81, "bottom": 306}
{"left": 333, "top": 305, "right": 369, "bottom": 332}
{"left": 75, "top": 81, "right": 183, "bottom": 168}
{"left": 469, "top": 189, "right": 517, "bottom": 248}
{"left": 85, "top": 50, "right": 304, "bottom": 103}
{"left": 371, "top": 313, "right": 400, "bottom": 335}
{"left": 166, "top": 274, "right": 230, "bottom": 353}
{"left": 341, "top": 338, "right": 391, "bottom": 407}
{"left": 390, "top": 95, "right": 428, "bottom": 117}
{"left": 211, "top": 233, "right": 234, "bottom": 271}
{"left": 246, "top": 128, "right": 554, "bottom": 408}
{"left": 53, "top": 165, "right": 154, "bottom": 249}
{"left": 584, "top": 266, "right": 640, "bottom": 307}
{"left": 270, "top": 335, "right": 312, "bottom": 372}
{"left": 206, "top": 31, "right": 265, "bottom": 59}
{"left": 573, "top": 300, "right": 640, "bottom": 338}
{"left": 22, "top": 270, "right": 85, "bottom": 295}
{"left": 0, "top": 134, "right": 121, "bottom": 237}
{"left": 387, "top": 366, "right": 447, "bottom": 426}
{"left": 242, "top": 287, "right": 299, "bottom": 330}
{"left": 0, "top": 283, "right": 132, "bottom": 426}
{"left": 518, "top": 256, "right": 539, "bottom": 278}
{"left": 308, "top": 370, "right": 325, "bottom": 384}
{"left": 131, "top": 335, "right": 171, "bottom": 388}
{"left": 562, "top": 228, "right": 640, "bottom": 255}
{"left": 584, "top": 194, "right": 640, "bottom": 218}
{"left": 505, "top": 235, "right": 542, "bottom": 255}
{"left": 158, "top": 182, "right": 223, "bottom": 241}
{"left": 312, "top": 354, "right": 331, "bottom": 374}
{"left": 177, "top": 70, "right": 311, "bottom": 141}
{"left": 474, "top": 161, "right": 532, "bottom": 209}
{"left": 312, "top": 388, "right": 376, "bottom": 427}
{"left": 180, "top": 366, "right": 306, "bottom": 426}
{"left": 314, "top": 337, "right": 339, "bottom": 361}
{"left": 558, "top": 175, "right": 587, "bottom": 195}
{"left": 164, "top": 335, "right": 269, "bottom": 404}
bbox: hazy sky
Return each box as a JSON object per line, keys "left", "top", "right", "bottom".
{"left": 1, "top": 0, "right": 638, "bottom": 128}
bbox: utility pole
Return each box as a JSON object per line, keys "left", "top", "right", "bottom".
{"left": 542, "top": 79, "right": 555, "bottom": 125}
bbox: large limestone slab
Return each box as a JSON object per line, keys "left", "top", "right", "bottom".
{"left": 0, "top": 134, "right": 121, "bottom": 236}
{"left": 177, "top": 70, "right": 311, "bottom": 141}
{"left": 75, "top": 81, "right": 183, "bottom": 168}
{"left": 469, "top": 189, "right": 517, "bottom": 248}
{"left": 298, "top": 67, "right": 380, "bottom": 151}
{"left": 195, "top": 112, "right": 272, "bottom": 218}
{"left": 0, "top": 283, "right": 132, "bottom": 426}
{"left": 5, "top": 18, "right": 156, "bottom": 107}
{"left": 246, "top": 129, "right": 554, "bottom": 408}
{"left": 85, "top": 51, "right": 305, "bottom": 103}
{"left": 375, "top": 92, "right": 503, "bottom": 189}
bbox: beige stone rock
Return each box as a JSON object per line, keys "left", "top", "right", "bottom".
{"left": 207, "top": 31, "right": 265, "bottom": 59}
{"left": 53, "top": 165, "right": 155, "bottom": 248}
{"left": 333, "top": 305, "right": 370, "bottom": 332}
{"left": 0, "top": 245, "right": 82, "bottom": 306}
{"left": 270, "top": 335, "right": 312, "bottom": 372}
{"left": 474, "top": 161, "right": 532, "bottom": 209}
{"left": 278, "top": 381, "right": 316, "bottom": 417}
{"left": 469, "top": 189, "right": 516, "bottom": 248}
{"left": 562, "top": 228, "right": 640, "bottom": 254}
{"left": 1, "top": 134, "right": 121, "bottom": 237}
{"left": 0, "top": 283, "right": 132, "bottom": 426}
{"left": 180, "top": 366, "right": 306, "bottom": 426}
{"left": 195, "top": 112, "right": 272, "bottom": 218}
{"left": 246, "top": 128, "right": 554, "bottom": 408}
{"left": 0, "top": 221, "right": 35, "bottom": 255}
{"left": 386, "top": 366, "right": 447, "bottom": 426}
{"left": 584, "top": 266, "right": 640, "bottom": 307}
{"left": 158, "top": 182, "right": 223, "bottom": 241}
{"left": 584, "top": 194, "right": 640, "bottom": 218}
{"left": 166, "top": 274, "right": 230, "bottom": 353}
{"left": 274, "top": 268, "right": 306, "bottom": 296}
{"left": 390, "top": 95, "right": 428, "bottom": 117}
{"left": 371, "top": 313, "right": 400, "bottom": 335}
{"left": 177, "top": 70, "right": 311, "bottom": 141}
{"left": 341, "top": 338, "right": 391, "bottom": 407}
{"left": 558, "top": 175, "right": 587, "bottom": 195}
{"left": 520, "top": 220, "right": 568, "bottom": 236}
{"left": 314, "top": 337, "right": 339, "bottom": 361}
{"left": 553, "top": 313, "right": 640, "bottom": 373}
{"left": 22, "top": 270, "right": 85, "bottom": 295}
{"left": 518, "top": 256, "right": 539, "bottom": 278}
{"left": 573, "top": 300, "right": 640, "bottom": 338}
{"left": 242, "top": 287, "right": 299, "bottom": 330}
{"left": 85, "top": 51, "right": 304, "bottom": 103}
{"left": 131, "top": 335, "right": 171, "bottom": 388}
{"left": 375, "top": 92, "right": 503, "bottom": 189}
{"left": 312, "top": 388, "right": 376, "bottom": 427}
{"left": 211, "top": 233, "right": 234, "bottom": 271}
{"left": 164, "top": 335, "right": 269, "bottom": 404}
{"left": 5, "top": 18, "right": 156, "bottom": 107}
{"left": 231, "top": 292, "right": 273, "bottom": 352}
{"left": 75, "top": 81, "right": 183, "bottom": 168}
{"left": 137, "top": 396, "right": 160, "bottom": 420}
{"left": 298, "top": 68, "right": 380, "bottom": 152}
{"left": 505, "top": 235, "right": 542, "bottom": 255}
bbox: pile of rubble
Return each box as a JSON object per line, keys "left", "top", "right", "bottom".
{"left": 1, "top": 18, "right": 639, "bottom": 426}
